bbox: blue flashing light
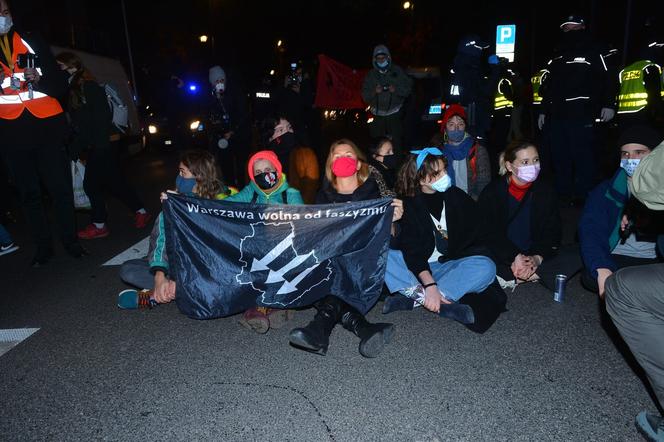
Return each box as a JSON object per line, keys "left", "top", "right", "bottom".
{"left": 188, "top": 84, "right": 198, "bottom": 93}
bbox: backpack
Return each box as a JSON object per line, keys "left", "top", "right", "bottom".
{"left": 102, "top": 83, "right": 129, "bottom": 133}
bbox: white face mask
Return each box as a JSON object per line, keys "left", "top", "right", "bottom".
{"left": 0, "top": 16, "right": 13, "bottom": 35}
{"left": 215, "top": 82, "right": 225, "bottom": 93}
{"left": 431, "top": 174, "right": 452, "bottom": 193}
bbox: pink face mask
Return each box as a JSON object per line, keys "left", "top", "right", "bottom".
{"left": 331, "top": 157, "right": 358, "bottom": 177}
{"left": 515, "top": 164, "right": 541, "bottom": 183}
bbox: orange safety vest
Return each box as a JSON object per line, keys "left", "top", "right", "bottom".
{"left": 0, "top": 32, "right": 63, "bottom": 120}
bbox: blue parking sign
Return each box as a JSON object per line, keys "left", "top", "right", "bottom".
{"left": 496, "top": 24, "right": 516, "bottom": 61}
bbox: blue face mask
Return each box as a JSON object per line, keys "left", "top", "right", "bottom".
{"left": 431, "top": 174, "right": 452, "bottom": 193}
{"left": 176, "top": 175, "right": 196, "bottom": 194}
{"left": 620, "top": 158, "right": 641, "bottom": 177}
{"left": 446, "top": 129, "right": 465, "bottom": 143}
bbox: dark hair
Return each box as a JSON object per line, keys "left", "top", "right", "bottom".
{"left": 395, "top": 152, "right": 448, "bottom": 197}
{"left": 179, "top": 150, "right": 226, "bottom": 199}
{"left": 55, "top": 52, "right": 95, "bottom": 110}
{"left": 368, "top": 136, "right": 393, "bottom": 157}
{"left": 499, "top": 139, "right": 538, "bottom": 176}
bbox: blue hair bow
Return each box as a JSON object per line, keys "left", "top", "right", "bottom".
{"left": 410, "top": 147, "right": 443, "bottom": 170}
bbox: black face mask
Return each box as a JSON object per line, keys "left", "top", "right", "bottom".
{"left": 381, "top": 154, "right": 398, "bottom": 170}
{"left": 254, "top": 171, "right": 278, "bottom": 190}
{"left": 270, "top": 132, "right": 296, "bottom": 153}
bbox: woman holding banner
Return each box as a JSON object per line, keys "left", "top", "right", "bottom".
{"left": 288, "top": 139, "right": 403, "bottom": 358}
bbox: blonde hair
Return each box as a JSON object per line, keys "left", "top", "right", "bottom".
{"left": 499, "top": 139, "right": 538, "bottom": 176}
{"left": 325, "top": 139, "right": 369, "bottom": 189}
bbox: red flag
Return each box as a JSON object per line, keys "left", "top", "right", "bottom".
{"left": 314, "top": 54, "right": 368, "bottom": 110}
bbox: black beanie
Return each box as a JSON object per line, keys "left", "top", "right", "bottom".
{"left": 617, "top": 125, "right": 663, "bottom": 151}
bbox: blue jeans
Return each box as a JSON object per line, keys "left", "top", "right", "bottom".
{"left": 0, "top": 223, "right": 12, "bottom": 245}
{"left": 384, "top": 249, "right": 496, "bottom": 301}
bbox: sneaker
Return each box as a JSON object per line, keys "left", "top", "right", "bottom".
{"left": 134, "top": 212, "right": 153, "bottom": 229}
{"left": 267, "top": 309, "right": 295, "bottom": 329}
{"left": 238, "top": 307, "right": 270, "bottom": 334}
{"left": 636, "top": 411, "right": 664, "bottom": 441}
{"left": 77, "top": 224, "right": 110, "bottom": 240}
{"left": 0, "top": 242, "right": 19, "bottom": 257}
{"left": 118, "top": 289, "right": 157, "bottom": 309}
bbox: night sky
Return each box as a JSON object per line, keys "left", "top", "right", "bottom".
{"left": 10, "top": 0, "right": 662, "bottom": 102}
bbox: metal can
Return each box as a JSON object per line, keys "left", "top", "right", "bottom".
{"left": 554, "top": 274, "right": 567, "bottom": 303}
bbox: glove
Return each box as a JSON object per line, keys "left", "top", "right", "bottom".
{"left": 600, "top": 107, "right": 615, "bottom": 122}
{"left": 537, "top": 114, "right": 545, "bottom": 130}
{"left": 488, "top": 55, "right": 499, "bottom": 65}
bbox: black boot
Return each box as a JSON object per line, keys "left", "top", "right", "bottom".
{"left": 289, "top": 296, "right": 343, "bottom": 356}
{"left": 341, "top": 305, "right": 395, "bottom": 358}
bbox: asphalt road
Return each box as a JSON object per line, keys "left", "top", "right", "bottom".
{"left": 0, "top": 148, "right": 656, "bottom": 441}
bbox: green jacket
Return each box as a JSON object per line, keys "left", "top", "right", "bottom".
{"left": 361, "top": 65, "right": 413, "bottom": 115}
{"left": 225, "top": 175, "right": 304, "bottom": 205}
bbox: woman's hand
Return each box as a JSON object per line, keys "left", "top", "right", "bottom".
{"left": 391, "top": 198, "right": 403, "bottom": 222}
{"left": 620, "top": 215, "right": 630, "bottom": 232}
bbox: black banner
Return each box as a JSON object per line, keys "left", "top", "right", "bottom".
{"left": 163, "top": 194, "right": 394, "bottom": 319}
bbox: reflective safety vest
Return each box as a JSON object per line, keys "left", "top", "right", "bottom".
{"left": 0, "top": 32, "right": 64, "bottom": 120}
{"left": 617, "top": 60, "right": 663, "bottom": 114}
{"left": 494, "top": 78, "right": 513, "bottom": 110}
{"left": 531, "top": 69, "right": 549, "bottom": 105}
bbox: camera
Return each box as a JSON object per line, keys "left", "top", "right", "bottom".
{"left": 287, "top": 62, "right": 301, "bottom": 88}
{"left": 16, "top": 53, "right": 39, "bottom": 69}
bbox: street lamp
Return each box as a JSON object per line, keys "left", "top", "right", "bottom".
{"left": 403, "top": 1, "right": 411, "bottom": 9}
{"left": 199, "top": 35, "right": 209, "bottom": 43}
{"left": 277, "top": 39, "right": 282, "bottom": 47}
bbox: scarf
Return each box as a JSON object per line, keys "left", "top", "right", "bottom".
{"left": 508, "top": 177, "right": 533, "bottom": 202}
{"left": 442, "top": 135, "right": 475, "bottom": 186}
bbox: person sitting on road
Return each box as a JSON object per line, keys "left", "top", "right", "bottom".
{"left": 579, "top": 124, "right": 664, "bottom": 297}
{"left": 436, "top": 104, "right": 491, "bottom": 200}
{"left": 477, "top": 140, "right": 582, "bottom": 291}
{"left": 261, "top": 116, "right": 320, "bottom": 204}
{"left": 367, "top": 136, "right": 399, "bottom": 191}
{"left": 288, "top": 139, "right": 403, "bottom": 358}
{"left": 224, "top": 150, "right": 303, "bottom": 333}
{"left": 117, "top": 150, "right": 237, "bottom": 309}
{"left": 381, "top": 148, "right": 506, "bottom": 333}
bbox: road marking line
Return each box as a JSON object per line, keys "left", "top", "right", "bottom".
{"left": 102, "top": 236, "right": 150, "bottom": 266}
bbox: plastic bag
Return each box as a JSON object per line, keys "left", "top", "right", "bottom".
{"left": 71, "top": 160, "right": 91, "bottom": 209}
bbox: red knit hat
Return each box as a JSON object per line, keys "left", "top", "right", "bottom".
{"left": 248, "top": 150, "right": 282, "bottom": 183}
{"left": 440, "top": 104, "right": 467, "bottom": 132}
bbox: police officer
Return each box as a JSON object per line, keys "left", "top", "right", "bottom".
{"left": 616, "top": 21, "right": 664, "bottom": 128}
{"left": 0, "top": 0, "right": 85, "bottom": 265}
{"left": 538, "top": 14, "right": 617, "bottom": 205}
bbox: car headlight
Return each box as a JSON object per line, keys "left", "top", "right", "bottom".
{"left": 190, "top": 120, "right": 201, "bottom": 131}
{"left": 148, "top": 124, "right": 158, "bottom": 134}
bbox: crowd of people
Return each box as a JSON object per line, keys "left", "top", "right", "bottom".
{"left": 1, "top": 0, "right": 664, "bottom": 438}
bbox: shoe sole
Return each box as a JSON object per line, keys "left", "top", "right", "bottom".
{"left": 117, "top": 289, "right": 139, "bottom": 309}
{"left": 635, "top": 412, "right": 662, "bottom": 442}
{"left": 78, "top": 232, "right": 110, "bottom": 240}
{"left": 359, "top": 324, "right": 395, "bottom": 358}
{"left": 0, "top": 245, "right": 19, "bottom": 256}
{"left": 288, "top": 329, "right": 327, "bottom": 355}
{"left": 238, "top": 317, "right": 270, "bottom": 334}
